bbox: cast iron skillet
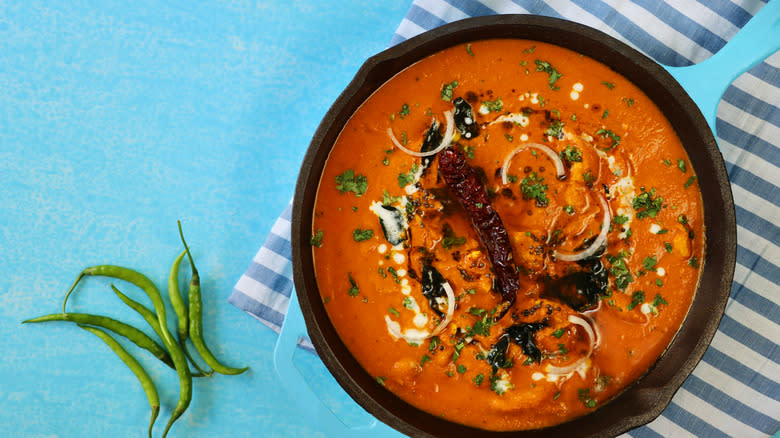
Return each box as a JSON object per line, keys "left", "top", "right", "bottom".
{"left": 290, "top": 15, "right": 741, "bottom": 438}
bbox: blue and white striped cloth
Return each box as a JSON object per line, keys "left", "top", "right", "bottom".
{"left": 230, "top": 1, "right": 779, "bottom": 436}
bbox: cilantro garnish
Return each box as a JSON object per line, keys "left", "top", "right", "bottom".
{"left": 652, "top": 294, "right": 668, "bottom": 307}
{"left": 399, "top": 103, "right": 410, "bottom": 118}
{"left": 310, "top": 229, "right": 324, "bottom": 247}
{"left": 601, "top": 81, "right": 615, "bottom": 90}
{"left": 398, "top": 163, "right": 419, "bottom": 188}
{"left": 545, "top": 120, "right": 565, "bottom": 139}
{"left": 347, "top": 273, "right": 359, "bottom": 297}
{"left": 606, "top": 252, "right": 633, "bottom": 290}
{"left": 677, "top": 159, "right": 687, "bottom": 173}
{"left": 595, "top": 128, "right": 621, "bottom": 150}
{"left": 482, "top": 97, "right": 503, "bottom": 112}
{"left": 473, "top": 374, "right": 485, "bottom": 386}
{"left": 560, "top": 145, "right": 582, "bottom": 163}
{"left": 441, "top": 80, "right": 458, "bottom": 102}
{"left": 632, "top": 188, "right": 663, "bottom": 219}
{"left": 642, "top": 256, "right": 657, "bottom": 271}
{"left": 335, "top": 169, "right": 368, "bottom": 196}
{"left": 352, "top": 228, "right": 373, "bottom": 242}
{"left": 613, "top": 215, "right": 629, "bottom": 225}
{"left": 578, "top": 388, "right": 597, "bottom": 408}
{"left": 521, "top": 172, "right": 549, "bottom": 207}
{"left": 627, "top": 291, "right": 645, "bottom": 311}
{"left": 535, "top": 60, "right": 562, "bottom": 90}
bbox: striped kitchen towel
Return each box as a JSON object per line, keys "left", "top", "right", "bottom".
{"left": 230, "top": 1, "right": 780, "bottom": 436}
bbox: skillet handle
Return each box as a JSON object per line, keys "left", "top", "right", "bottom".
{"left": 273, "top": 292, "right": 398, "bottom": 437}
{"left": 664, "top": 0, "right": 780, "bottom": 135}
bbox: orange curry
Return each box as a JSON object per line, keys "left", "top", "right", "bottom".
{"left": 310, "top": 39, "right": 704, "bottom": 430}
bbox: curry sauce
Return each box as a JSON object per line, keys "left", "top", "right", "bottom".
{"left": 311, "top": 39, "right": 704, "bottom": 431}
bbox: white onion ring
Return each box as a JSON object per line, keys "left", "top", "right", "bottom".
{"left": 553, "top": 192, "right": 611, "bottom": 262}
{"left": 384, "top": 281, "right": 455, "bottom": 344}
{"left": 500, "top": 142, "right": 566, "bottom": 184}
{"left": 546, "top": 314, "right": 598, "bottom": 376}
{"left": 387, "top": 110, "right": 455, "bottom": 158}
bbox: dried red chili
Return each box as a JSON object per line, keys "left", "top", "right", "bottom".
{"left": 438, "top": 147, "right": 519, "bottom": 316}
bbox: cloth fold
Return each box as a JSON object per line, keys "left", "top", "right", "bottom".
{"left": 230, "top": 1, "right": 779, "bottom": 436}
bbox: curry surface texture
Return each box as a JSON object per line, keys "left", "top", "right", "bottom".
{"left": 311, "top": 39, "right": 704, "bottom": 431}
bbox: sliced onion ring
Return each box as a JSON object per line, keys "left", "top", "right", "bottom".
{"left": 500, "top": 142, "right": 566, "bottom": 184}
{"left": 553, "top": 192, "right": 611, "bottom": 262}
{"left": 387, "top": 110, "right": 455, "bottom": 158}
{"left": 384, "top": 280, "right": 455, "bottom": 344}
{"left": 546, "top": 314, "right": 598, "bottom": 376}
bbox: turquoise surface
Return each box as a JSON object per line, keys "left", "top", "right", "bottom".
{"left": 0, "top": 1, "right": 412, "bottom": 437}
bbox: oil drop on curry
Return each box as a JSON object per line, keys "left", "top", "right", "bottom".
{"left": 311, "top": 40, "right": 704, "bottom": 431}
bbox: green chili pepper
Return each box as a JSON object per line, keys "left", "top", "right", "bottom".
{"left": 78, "top": 324, "right": 159, "bottom": 438}
{"left": 178, "top": 221, "right": 248, "bottom": 375}
{"left": 60, "top": 265, "right": 192, "bottom": 438}
{"left": 22, "top": 312, "right": 174, "bottom": 369}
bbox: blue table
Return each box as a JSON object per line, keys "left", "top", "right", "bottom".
{"left": 0, "top": 1, "right": 412, "bottom": 436}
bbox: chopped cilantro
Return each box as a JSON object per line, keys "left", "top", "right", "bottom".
{"left": 535, "top": 60, "right": 562, "bottom": 90}
{"left": 677, "top": 159, "right": 687, "bottom": 173}
{"left": 466, "top": 43, "right": 474, "bottom": 57}
{"left": 403, "top": 297, "right": 414, "bottom": 309}
{"left": 613, "top": 215, "right": 629, "bottom": 225}
{"left": 457, "top": 364, "right": 467, "bottom": 374}
{"left": 378, "top": 267, "right": 387, "bottom": 278}
{"left": 347, "top": 273, "right": 359, "bottom": 297}
{"left": 623, "top": 97, "right": 635, "bottom": 107}
{"left": 553, "top": 391, "right": 561, "bottom": 400}
{"left": 632, "top": 188, "right": 663, "bottom": 219}
{"left": 399, "top": 103, "right": 410, "bottom": 118}
{"left": 602, "top": 109, "right": 610, "bottom": 119}
{"left": 655, "top": 278, "right": 664, "bottom": 287}
{"left": 310, "top": 229, "right": 324, "bottom": 247}
{"left": 505, "top": 133, "right": 514, "bottom": 142}
{"left": 595, "top": 128, "right": 621, "bottom": 150}
{"left": 421, "top": 354, "right": 431, "bottom": 367}
{"left": 398, "top": 163, "right": 419, "bottom": 187}
{"left": 662, "top": 159, "right": 672, "bottom": 166}
{"left": 664, "top": 242, "right": 673, "bottom": 253}
{"left": 386, "top": 267, "right": 401, "bottom": 284}
{"left": 382, "top": 189, "right": 401, "bottom": 206}
{"left": 578, "top": 388, "right": 597, "bottom": 408}
{"left": 335, "top": 169, "right": 368, "bottom": 196}
{"left": 545, "top": 120, "right": 565, "bottom": 139}
{"left": 388, "top": 307, "right": 400, "bottom": 317}
{"left": 507, "top": 174, "right": 518, "bottom": 183}
{"left": 583, "top": 170, "right": 596, "bottom": 184}
{"left": 689, "top": 257, "right": 700, "bottom": 268}
{"left": 482, "top": 97, "right": 503, "bottom": 112}
{"left": 628, "top": 291, "right": 645, "bottom": 311}
{"left": 376, "top": 376, "right": 386, "bottom": 385}
{"left": 521, "top": 172, "right": 549, "bottom": 207}
{"left": 352, "top": 228, "right": 373, "bottom": 242}
{"left": 462, "top": 145, "right": 475, "bottom": 159}
{"left": 474, "top": 373, "right": 485, "bottom": 386}
{"left": 563, "top": 205, "right": 575, "bottom": 215}
{"left": 684, "top": 175, "right": 697, "bottom": 189}
{"left": 642, "top": 256, "right": 657, "bottom": 271}
{"left": 601, "top": 81, "right": 615, "bottom": 90}
{"left": 678, "top": 214, "right": 689, "bottom": 225}
{"left": 606, "top": 252, "right": 633, "bottom": 290}
{"left": 561, "top": 145, "right": 582, "bottom": 163}
{"left": 552, "top": 328, "right": 565, "bottom": 338}
{"left": 429, "top": 336, "right": 440, "bottom": 352}
{"left": 441, "top": 80, "right": 459, "bottom": 102}
{"left": 442, "top": 225, "right": 467, "bottom": 249}
{"left": 465, "top": 288, "right": 477, "bottom": 295}
{"left": 652, "top": 294, "right": 668, "bottom": 307}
